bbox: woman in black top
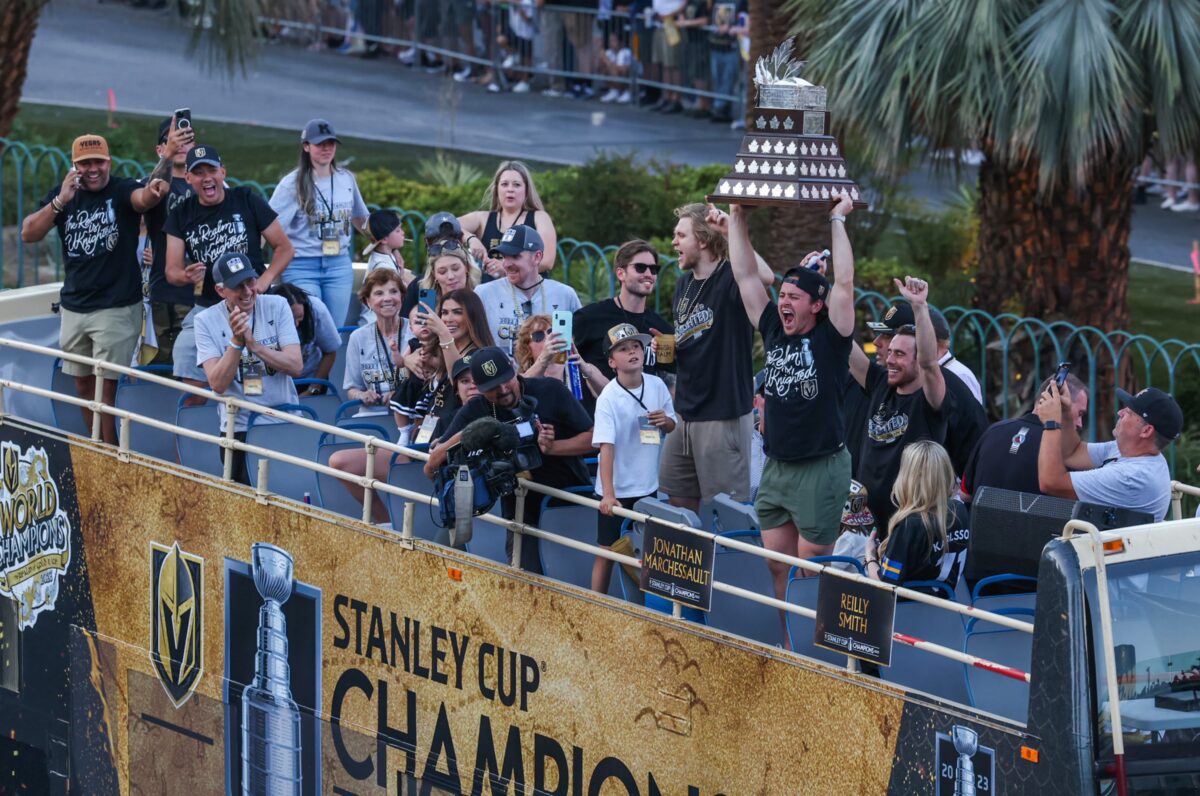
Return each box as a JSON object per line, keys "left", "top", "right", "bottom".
{"left": 864, "top": 440, "right": 970, "bottom": 592}
{"left": 459, "top": 160, "right": 557, "bottom": 277}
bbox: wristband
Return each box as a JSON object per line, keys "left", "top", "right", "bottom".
{"left": 439, "top": 340, "right": 454, "bottom": 349}
{"left": 51, "top": 197, "right": 64, "bottom": 214}
{"left": 830, "top": 214, "right": 847, "bottom": 224}
{"left": 229, "top": 343, "right": 245, "bottom": 353}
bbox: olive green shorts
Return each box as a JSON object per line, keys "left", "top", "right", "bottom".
{"left": 754, "top": 447, "right": 852, "bottom": 546}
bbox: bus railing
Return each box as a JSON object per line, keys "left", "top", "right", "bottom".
{"left": 1171, "top": 480, "right": 1200, "bottom": 520}
{"left": 0, "top": 336, "right": 1035, "bottom": 692}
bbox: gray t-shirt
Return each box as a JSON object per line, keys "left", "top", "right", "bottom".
{"left": 301, "top": 295, "right": 343, "bottom": 378}
{"left": 343, "top": 322, "right": 403, "bottom": 417}
{"left": 195, "top": 294, "right": 300, "bottom": 432}
{"left": 269, "top": 168, "right": 369, "bottom": 259}
{"left": 1070, "top": 441, "right": 1171, "bottom": 521}
{"left": 474, "top": 277, "right": 582, "bottom": 354}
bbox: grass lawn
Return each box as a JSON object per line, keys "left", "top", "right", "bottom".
{"left": 1127, "top": 262, "right": 1200, "bottom": 343}
{"left": 8, "top": 102, "right": 558, "bottom": 186}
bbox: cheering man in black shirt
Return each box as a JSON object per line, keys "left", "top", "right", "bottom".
{"left": 423, "top": 347, "right": 594, "bottom": 573}
{"left": 849, "top": 277, "right": 947, "bottom": 531}
{"left": 21, "top": 134, "right": 170, "bottom": 444}
{"left": 728, "top": 196, "right": 857, "bottom": 629}
{"left": 660, "top": 203, "right": 775, "bottom": 513}
{"left": 573, "top": 239, "right": 675, "bottom": 414}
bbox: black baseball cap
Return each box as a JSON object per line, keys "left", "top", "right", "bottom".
{"left": 781, "top": 267, "right": 830, "bottom": 303}
{"left": 489, "top": 224, "right": 543, "bottom": 257}
{"left": 186, "top": 145, "right": 221, "bottom": 172}
{"left": 452, "top": 353, "right": 474, "bottom": 382}
{"left": 867, "top": 302, "right": 914, "bottom": 334}
{"left": 1116, "top": 387, "right": 1184, "bottom": 441}
{"left": 470, "top": 347, "right": 516, "bottom": 393}
{"left": 212, "top": 251, "right": 255, "bottom": 289}
{"left": 929, "top": 308, "right": 951, "bottom": 341}
{"left": 158, "top": 117, "right": 174, "bottom": 145}
{"left": 301, "top": 118, "right": 339, "bottom": 145}
{"left": 425, "top": 212, "right": 462, "bottom": 241}
{"left": 364, "top": 210, "right": 402, "bottom": 255}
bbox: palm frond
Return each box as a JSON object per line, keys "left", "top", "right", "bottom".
{"left": 184, "top": 0, "right": 262, "bottom": 76}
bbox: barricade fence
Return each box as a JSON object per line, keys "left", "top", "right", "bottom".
{"left": 256, "top": 2, "right": 745, "bottom": 104}
{"left": 5, "top": 139, "right": 1199, "bottom": 474}
{"left": 0, "top": 335, "right": 1035, "bottom": 695}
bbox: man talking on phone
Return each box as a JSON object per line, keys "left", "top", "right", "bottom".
{"left": 424, "top": 347, "right": 594, "bottom": 573}
{"left": 21, "top": 133, "right": 171, "bottom": 444}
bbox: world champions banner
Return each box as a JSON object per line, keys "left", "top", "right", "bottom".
{"left": 38, "top": 434, "right": 911, "bottom": 794}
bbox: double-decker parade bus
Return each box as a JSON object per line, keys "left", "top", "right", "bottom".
{"left": 1, "top": 281, "right": 1197, "bottom": 795}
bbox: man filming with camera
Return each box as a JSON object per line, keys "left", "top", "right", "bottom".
{"left": 424, "top": 347, "right": 594, "bottom": 572}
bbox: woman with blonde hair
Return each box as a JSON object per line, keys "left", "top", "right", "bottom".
{"left": 514, "top": 314, "right": 607, "bottom": 397}
{"left": 458, "top": 160, "right": 557, "bottom": 277}
{"left": 864, "top": 440, "right": 970, "bottom": 591}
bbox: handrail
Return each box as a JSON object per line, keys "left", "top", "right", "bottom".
{"left": 0, "top": 336, "right": 1037, "bottom": 692}
{"left": 1170, "top": 480, "right": 1200, "bottom": 521}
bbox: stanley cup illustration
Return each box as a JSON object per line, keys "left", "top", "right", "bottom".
{"left": 951, "top": 725, "right": 978, "bottom": 796}
{"left": 241, "top": 543, "right": 302, "bottom": 795}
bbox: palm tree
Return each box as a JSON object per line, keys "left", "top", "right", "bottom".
{"left": 783, "top": 0, "right": 1200, "bottom": 331}
{"left": 1, "top": 1, "right": 50, "bottom": 139}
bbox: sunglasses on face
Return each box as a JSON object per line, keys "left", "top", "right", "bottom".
{"left": 427, "top": 239, "right": 464, "bottom": 256}
{"left": 625, "top": 262, "right": 661, "bottom": 276}
{"left": 530, "top": 330, "right": 550, "bottom": 343}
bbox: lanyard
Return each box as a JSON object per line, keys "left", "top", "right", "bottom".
{"left": 618, "top": 379, "right": 647, "bottom": 411}
{"left": 509, "top": 278, "right": 546, "bottom": 322}
{"left": 314, "top": 172, "right": 335, "bottom": 219}
{"left": 373, "top": 323, "right": 399, "bottom": 386}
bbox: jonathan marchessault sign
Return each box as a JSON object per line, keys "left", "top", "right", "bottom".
{"left": 639, "top": 520, "right": 715, "bottom": 612}
{"left": 813, "top": 571, "right": 896, "bottom": 666}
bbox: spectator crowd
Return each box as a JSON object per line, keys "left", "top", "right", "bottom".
{"left": 22, "top": 112, "right": 1186, "bottom": 639}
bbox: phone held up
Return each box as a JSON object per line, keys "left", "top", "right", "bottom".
{"left": 1055, "top": 361, "right": 1071, "bottom": 389}
{"left": 174, "top": 108, "right": 192, "bottom": 132}
{"left": 552, "top": 310, "right": 573, "bottom": 364}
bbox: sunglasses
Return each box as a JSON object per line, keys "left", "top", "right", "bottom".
{"left": 530, "top": 330, "right": 550, "bottom": 343}
{"left": 427, "top": 239, "right": 464, "bottom": 256}
{"left": 624, "top": 262, "right": 661, "bottom": 276}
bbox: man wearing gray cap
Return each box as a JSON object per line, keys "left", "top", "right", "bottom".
{"left": 195, "top": 251, "right": 302, "bottom": 484}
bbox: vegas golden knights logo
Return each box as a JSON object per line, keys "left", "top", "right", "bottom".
{"left": 2, "top": 444, "right": 17, "bottom": 494}
{"left": 150, "top": 542, "right": 204, "bottom": 707}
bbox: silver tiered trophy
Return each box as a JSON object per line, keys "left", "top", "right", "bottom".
{"left": 241, "top": 543, "right": 302, "bottom": 795}
{"left": 951, "top": 725, "right": 978, "bottom": 796}
{"left": 708, "top": 39, "right": 867, "bottom": 209}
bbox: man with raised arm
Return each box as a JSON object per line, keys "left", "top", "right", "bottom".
{"left": 849, "top": 276, "right": 948, "bottom": 531}
{"left": 728, "top": 195, "right": 857, "bottom": 631}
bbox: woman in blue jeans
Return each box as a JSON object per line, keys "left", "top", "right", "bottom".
{"left": 270, "top": 118, "right": 369, "bottom": 325}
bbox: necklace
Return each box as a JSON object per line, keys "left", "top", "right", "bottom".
{"left": 509, "top": 278, "right": 547, "bottom": 323}
{"left": 676, "top": 263, "right": 721, "bottom": 322}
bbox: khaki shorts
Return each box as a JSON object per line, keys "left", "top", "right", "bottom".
{"left": 755, "top": 447, "right": 852, "bottom": 546}
{"left": 652, "top": 27, "right": 681, "bottom": 69}
{"left": 659, "top": 413, "right": 752, "bottom": 502}
{"left": 58, "top": 304, "right": 142, "bottom": 378}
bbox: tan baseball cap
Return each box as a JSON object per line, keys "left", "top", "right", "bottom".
{"left": 71, "top": 134, "right": 111, "bottom": 163}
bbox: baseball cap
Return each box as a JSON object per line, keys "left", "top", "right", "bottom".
{"left": 866, "top": 302, "right": 914, "bottom": 334}
{"left": 158, "top": 117, "right": 174, "bottom": 145}
{"left": 301, "top": 118, "right": 339, "bottom": 145}
{"left": 186, "top": 145, "right": 222, "bottom": 172}
{"left": 425, "top": 212, "right": 462, "bottom": 241}
{"left": 452, "top": 353, "right": 474, "bottom": 382}
{"left": 929, "top": 308, "right": 951, "bottom": 341}
{"left": 489, "top": 224, "right": 543, "bottom": 257}
{"left": 1116, "top": 387, "right": 1184, "bottom": 441}
{"left": 71, "top": 134, "right": 110, "bottom": 163}
{"left": 212, "top": 251, "right": 255, "bottom": 289}
{"left": 470, "top": 347, "right": 517, "bottom": 393}
{"left": 603, "top": 322, "right": 651, "bottom": 355}
{"left": 363, "top": 210, "right": 402, "bottom": 255}
{"left": 781, "top": 267, "right": 830, "bottom": 303}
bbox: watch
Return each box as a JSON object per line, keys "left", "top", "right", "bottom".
{"left": 1043, "top": 420, "right": 1062, "bottom": 431}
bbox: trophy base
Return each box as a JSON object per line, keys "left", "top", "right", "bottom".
{"left": 706, "top": 194, "right": 870, "bottom": 210}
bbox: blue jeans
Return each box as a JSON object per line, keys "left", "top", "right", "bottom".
{"left": 710, "top": 47, "right": 740, "bottom": 118}
{"left": 283, "top": 254, "right": 354, "bottom": 326}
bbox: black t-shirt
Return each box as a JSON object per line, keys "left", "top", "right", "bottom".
{"left": 843, "top": 373, "right": 871, "bottom": 476}
{"left": 143, "top": 175, "right": 196, "bottom": 305}
{"left": 42, "top": 178, "right": 143, "bottom": 312}
{"left": 707, "top": 0, "right": 747, "bottom": 49}
{"left": 164, "top": 186, "right": 277, "bottom": 307}
{"left": 758, "top": 307, "right": 851, "bottom": 461}
{"left": 439, "top": 376, "right": 593, "bottom": 487}
{"left": 573, "top": 297, "right": 674, "bottom": 413}
{"left": 941, "top": 366, "right": 989, "bottom": 476}
{"left": 857, "top": 363, "right": 948, "bottom": 528}
{"left": 672, "top": 261, "right": 754, "bottom": 421}
{"left": 960, "top": 413, "right": 1045, "bottom": 501}
{"left": 880, "top": 500, "right": 970, "bottom": 591}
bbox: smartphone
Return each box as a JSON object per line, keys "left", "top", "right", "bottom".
{"left": 174, "top": 108, "right": 192, "bottom": 131}
{"left": 552, "top": 310, "right": 573, "bottom": 364}
{"left": 1055, "top": 361, "right": 1071, "bottom": 388}
{"left": 418, "top": 288, "right": 438, "bottom": 313}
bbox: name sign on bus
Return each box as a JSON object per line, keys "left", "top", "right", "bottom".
{"left": 639, "top": 520, "right": 715, "bottom": 612}
{"left": 813, "top": 571, "right": 896, "bottom": 666}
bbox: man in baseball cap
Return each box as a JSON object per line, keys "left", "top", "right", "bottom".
{"left": 1035, "top": 382, "right": 1183, "bottom": 521}
{"left": 424, "top": 345, "right": 594, "bottom": 573}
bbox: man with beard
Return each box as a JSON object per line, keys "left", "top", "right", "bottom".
{"left": 728, "top": 197, "right": 857, "bottom": 639}
{"left": 423, "top": 347, "right": 594, "bottom": 573}
{"left": 21, "top": 133, "right": 171, "bottom": 444}
{"left": 849, "top": 278, "right": 947, "bottom": 530}
{"left": 659, "top": 203, "right": 775, "bottom": 513}
{"left": 194, "top": 252, "right": 302, "bottom": 484}
{"left": 572, "top": 239, "right": 675, "bottom": 414}
{"left": 164, "top": 145, "right": 294, "bottom": 389}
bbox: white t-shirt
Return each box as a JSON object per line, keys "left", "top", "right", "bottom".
{"left": 592, "top": 373, "right": 675, "bottom": 498}
{"left": 269, "top": 168, "right": 369, "bottom": 259}
{"left": 1070, "top": 441, "right": 1172, "bottom": 521}
{"left": 940, "top": 352, "right": 983, "bottom": 404}
{"left": 606, "top": 47, "right": 633, "bottom": 69}
{"left": 343, "top": 322, "right": 403, "bottom": 417}
{"left": 475, "top": 277, "right": 582, "bottom": 355}
{"left": 194, "top": 294, "right": 300, "bottom": 432}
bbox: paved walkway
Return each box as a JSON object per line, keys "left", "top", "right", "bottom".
{"left": 23, "top": 0, "right": 1200, "bottom": 268}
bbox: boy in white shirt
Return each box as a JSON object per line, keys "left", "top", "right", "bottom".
{"left": 591, "top": 323, "right": 676, "bottom": 592}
